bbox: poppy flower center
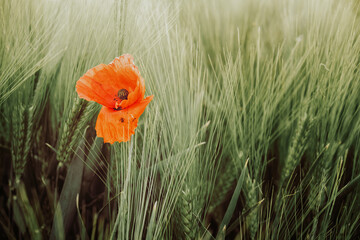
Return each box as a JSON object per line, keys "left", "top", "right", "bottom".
{"left": 118, "top": 89, "right": 129, "bottom": 100}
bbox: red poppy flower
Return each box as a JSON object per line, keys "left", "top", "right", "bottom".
{"left": 76, "top": 54, "right": 153, "bottom": 144}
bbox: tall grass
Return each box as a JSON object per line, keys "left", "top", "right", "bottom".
{"left": 1, "top": 0, "right": 360, "bottom": 239}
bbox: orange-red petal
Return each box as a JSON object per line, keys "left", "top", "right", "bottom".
{"left": 119, "top": 76, "right": 145, "bottom": 109}
{"left": 76, "top": 54, "right": 145, "bottom": 109}
{"left": 76, "top": 64, "right": 119, "bottom": 108}
{"left": 95, "top": 95, "right": 154, "bottom": 144}
{"left": 108, "top": 54, "right": 141, "bottom": 91}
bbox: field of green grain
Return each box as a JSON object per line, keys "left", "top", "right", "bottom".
{"left": 1, "top": 0, "right": 360, "bottom": 239}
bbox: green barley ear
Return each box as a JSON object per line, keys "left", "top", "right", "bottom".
{"left": 56, "top": 97, "right": 89, "bottom": 164}
{"left": 10, "top": 71, "right": 53, "bottom": 182}
{"left": 11, "top": 103, "right": 28, "bottom": 182}
{"left": 309, "top": 143, "right": 339, "bottom": 238}
{"left": 208, "top": 157, "right": 241, "bottom": 227}
{"left": 209, "top": 160, "right": 238, "bottom": 214}
{"left": 174, "top": 185, "right": 198, "bottom": 240}
{"left": 111, "top": 192, "right": 129, "bottom": 240}
{"left": 244, "top": 172, "right": 258, "bottom": 239}
{"left": 9, "top": 71, "right": 49, "bottom": 182}
{"left": 280, "top": 113, "right": 312, "bottom": 188}
{"left": 308, "top": 143, "right": 332, "bottom": 209}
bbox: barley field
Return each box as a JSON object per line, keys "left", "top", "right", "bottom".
{"left": 1, "top": 0, "right": 360, "bottom": 239}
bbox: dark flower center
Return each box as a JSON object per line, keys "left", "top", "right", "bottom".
{"left": 118, "top": 89, "right": 129, "bottom": 100}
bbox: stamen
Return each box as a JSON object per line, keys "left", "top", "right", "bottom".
{"left": 114, "top": 101, "right": 122, "bottom": 110}
{"left": 117, "top": 89, "right": 129, "bottom": 100}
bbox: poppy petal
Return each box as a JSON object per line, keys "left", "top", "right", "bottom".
{"left": 76, "top": 64, "right": 119, "bottom": 108}
{"left": 76, "top": 54, "right": 145, "bottom": 109}
{"left": 119, "top": 77, "right": 145, "bottom": 109}
{"left": 95, "top": 95, "right": 154, "bottom": 143}
{"left": 109, "top": 54, "right": 142, "bottom": 91}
